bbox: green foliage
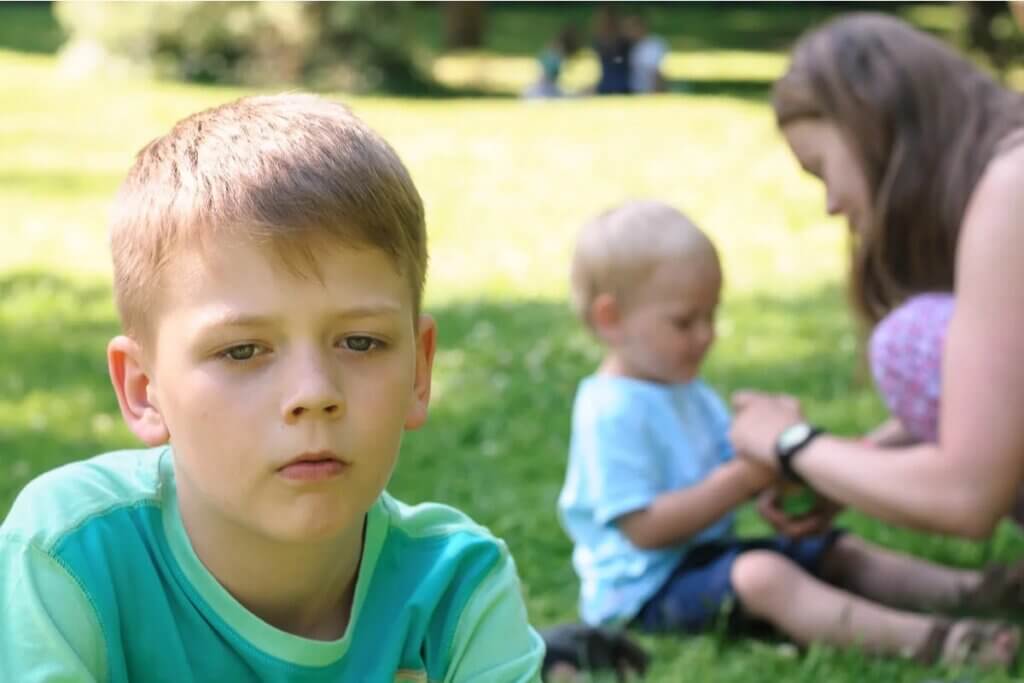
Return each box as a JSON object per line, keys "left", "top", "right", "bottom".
{"left": 53, "top": 1, "right": 434, "bottom": 92}
{"left": 0, "top": 3, "right": 65, "bottom": 54}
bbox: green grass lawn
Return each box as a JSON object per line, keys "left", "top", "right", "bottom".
{"left": 4, "top": 4, "right": 1024, "bottom": 681}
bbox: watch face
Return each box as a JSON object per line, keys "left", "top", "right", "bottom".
{"left": 779, "top": 423, "right": 811, "bottom": 452}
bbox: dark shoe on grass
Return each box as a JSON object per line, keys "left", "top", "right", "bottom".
{"left": 539, "top": 623, "right": 649, "bottom": 682}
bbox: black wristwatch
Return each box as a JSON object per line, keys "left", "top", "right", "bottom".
{"left": 775, "top": 422, "right": 823, "bottom": 483}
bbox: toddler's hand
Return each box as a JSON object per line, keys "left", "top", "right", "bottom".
{"left": 729, "top": 391, "right": 805, "bottom": 468}
{"left": 757, "top": 485, "right": 844, "bottom": 538}
{"left": 736, "top": 458, "right": 777, "bottom": 497}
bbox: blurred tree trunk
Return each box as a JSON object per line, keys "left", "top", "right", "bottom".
{"left": 1012, "top": 1, "right": 1024, "bottom": 30}
{"left": 444, "top": 2, "right": 486, "bottom": 49}
{"left": 965, "top": 1, "right": 1011, "bottom": 77}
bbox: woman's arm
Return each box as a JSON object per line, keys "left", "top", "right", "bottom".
{"left": 934, "top": 144, "right": 1024, "bottom": 533}
{"left": 730, "top": 146, "right": 1024, "bottom": 537}
{"left": 864, "top": 418, "right": 919, "bottom": 448}
{"left": 728, "top": 397, "right": 960, "bottom": 533}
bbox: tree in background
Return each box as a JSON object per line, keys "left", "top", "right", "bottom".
{"left": 54, "top": 1, "right": 436, "bottom": 93}
{"left": 964, "top": 1, "right": 1023, "bottom": 79}
{"left": 444, "top": 2, "right": 486, "bottom": 50}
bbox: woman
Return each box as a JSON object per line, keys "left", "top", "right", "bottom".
{"left": 730, "top": 13, "right": 1024, "bottom": 539}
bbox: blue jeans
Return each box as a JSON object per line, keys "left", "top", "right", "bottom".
{"left": 633, "top": 531, "right": 844, "bottom": 634}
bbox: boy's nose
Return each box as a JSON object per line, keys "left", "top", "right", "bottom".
{"left": 285, "top": 398, "right": 343, "bottom": 422}
{"left": 281, "top": 354, "right": 345, "bottom": 424}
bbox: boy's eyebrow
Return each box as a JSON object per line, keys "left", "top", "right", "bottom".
{"left": 199, "top": 304, "right": 404, "bottom": 329}
{"left": 668, "top": 300, "right": 718, "bottom": 316}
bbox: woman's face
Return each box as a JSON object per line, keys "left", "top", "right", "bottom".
{"left": 783, "top": 118, "right": 871, "bottom": 235}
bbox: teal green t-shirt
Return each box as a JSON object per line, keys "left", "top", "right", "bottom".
{"left": 0, "top": 448, "right": 543, "bottom": 682}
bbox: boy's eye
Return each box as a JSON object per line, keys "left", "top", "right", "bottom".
{"left": 344, "top": 336, "right": 379, "bottom": 352}
{"left": 673, "top": 317, "right": 694, "bottom": 330}
{"left": 222, "top": 344, "right": 261, "bottom": 361}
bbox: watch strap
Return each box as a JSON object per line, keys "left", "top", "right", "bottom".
{"left": 776, "top": 425, "right": 823, "bottom": 483}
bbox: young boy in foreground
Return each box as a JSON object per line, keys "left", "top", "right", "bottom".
{"left": 558, "top": 199, "right": 1021, "bottom": 668}
{"left": 0, "top": 94, "right": 543, "bottom": 681}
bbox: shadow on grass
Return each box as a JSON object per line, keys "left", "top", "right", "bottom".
{"left": 670, "top": 77, "right": 773, "bottom": 102}
{"left": 2, "top": 272, "right": 1019, "bottom": 637}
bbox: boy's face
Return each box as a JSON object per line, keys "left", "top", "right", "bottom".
{"left": 117, "top": 237, "right": 434, "bottom": 544}
{"left": 610, "top": 254, "right": 721, "bottom": 384}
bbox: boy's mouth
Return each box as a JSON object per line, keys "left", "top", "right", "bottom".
{"left": 277, "top": 450, "right": 350, "bottom": 481}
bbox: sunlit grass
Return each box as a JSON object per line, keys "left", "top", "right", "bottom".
{"left": 4, "top": 5, "right": 1024, "bottom": 678}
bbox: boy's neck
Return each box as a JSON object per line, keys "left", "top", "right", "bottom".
{"left": 599, "top": 353, "right": 651, "bottom": 381}
{"left": 179, "top": 489, "right": 365, "bottom": 641}
{"left": 598, "top": 353, "right": 695, "bottom": 385}
{"left": 599, "top": 354, "right": 630, "bottom": 378}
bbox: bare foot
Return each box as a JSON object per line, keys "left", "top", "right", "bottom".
{"left": 940, "top": 619, "right": 1020, "bottom": 668}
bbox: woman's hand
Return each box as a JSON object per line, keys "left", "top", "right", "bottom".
{"left": 757, "top": 486, "right": 844, "bottom": 538}
{"left": 729, "top": 390, "right": 805, "bottom": 468}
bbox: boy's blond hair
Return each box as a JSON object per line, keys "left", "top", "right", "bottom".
{"left": 109, "top": 93, "right": 426, "bottom": 340}
{"left": 570, "top": 200, "right": 716, "bottom": 328}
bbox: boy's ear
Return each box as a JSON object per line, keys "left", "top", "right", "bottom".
{"left": 107, "top": 335, "right": 170, "bottom": 446}
{"left": 590, "top": 293, "right": 621, "bottom": 340}
{"left": 404, "top": 315, "right": 437, "bottom": 430}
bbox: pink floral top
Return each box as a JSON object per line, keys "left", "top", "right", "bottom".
{"left": 868, "top": 293, "right": 954, "bottom": 443}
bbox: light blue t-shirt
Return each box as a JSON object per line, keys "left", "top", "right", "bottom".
{"left": 557, "top": 375, "right": 735, "bottom": 626}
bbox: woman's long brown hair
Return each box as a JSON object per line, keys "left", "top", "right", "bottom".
{"left": 774, "top": 13, "right": 1024, "bottom": 326}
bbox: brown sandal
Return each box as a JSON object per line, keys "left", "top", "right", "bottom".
{"left": 958, "top": 559, "right": 1024, "bottom": 615}
{"left": 914, "top": 618, "right": 1020, "bottom": 669}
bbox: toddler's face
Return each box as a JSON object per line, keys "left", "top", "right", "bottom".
{"left": 141, "top": 236, "right": 434, "bottom": 543}
{"left": 613, "top": 254, "right": 721, "bottom": 384}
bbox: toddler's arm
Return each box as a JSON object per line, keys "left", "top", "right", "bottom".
{"left": 617, "top": 459, "right": 773, "bottom": 549}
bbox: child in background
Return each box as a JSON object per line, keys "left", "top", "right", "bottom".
{"left": 558, "top": 199, "right": 1021, "bottom": 668}
{"left": 624, "top": 16, "right": 668, "bottom": 94}
{"left": 523, "top": 25, "right": 581, "bottom": 100}
{"left": 0, "top": 93, "right": 543, "bottom": 681}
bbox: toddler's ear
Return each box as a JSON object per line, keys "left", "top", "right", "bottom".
{"left": 107, "top": 335, "right": 170, "bottom": 446}
{"left": 590, "top": 293, "right": 621, "bottom": 338}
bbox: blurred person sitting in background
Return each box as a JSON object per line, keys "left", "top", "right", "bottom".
{"left": 624, "top": 15, "right": 668, "bottom": 94}
{"left": 523, "top": 25, "right": 581, "bottom": 100}
{"left": 591, "top": 6, "right": 632, "bottom": 95}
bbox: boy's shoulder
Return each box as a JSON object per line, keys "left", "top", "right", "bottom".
{"left": 575, "top": 375, "right": 657, "bottom": 411}
{"left": 376, "top": 492, "right": 511, "bottom": 566}
{"left": 364, "top": 494, "right": 542, "bottom": 681}
{"left": 686, "top": 378, "right": 728, "bottom": 407}
{"left": 370, "top": 492, "right": 521, "bottom": 612}
{"left": 574, "top": 375, "right": 724, "bottom": 417}
{"left": 1, "top": 447, "right": 165, "bottom": 550}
